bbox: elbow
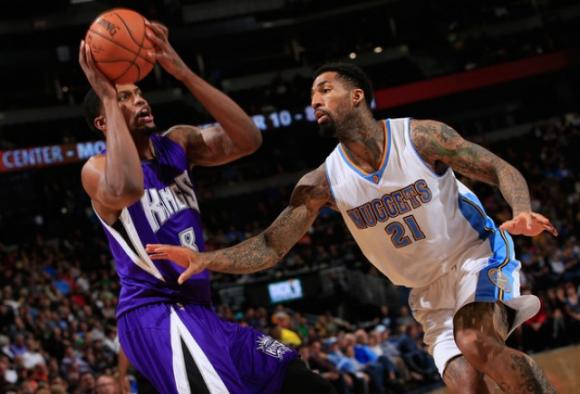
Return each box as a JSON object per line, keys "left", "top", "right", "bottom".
{"left": 273, "top": 248, "right": 287, "bottom": 262}
{"left": 270, "top": 244, "right": 289, "bottom": 268}
{"left": 244, "top": 129, "right": 263, "bottom": 155}
{"left": 125, "top": 183, "right": 145, "bottom": 203}
{"left": 244, "top": 122, "right": 263, "bottom": 153}
{"left": 110, "top": 181, "right": 144, "bottom": 205}
{"left": 253, "top": 129, "right": 263, "bottom": 149}
{"left": 109, "top": 170, "right": 144, "bottom": 199}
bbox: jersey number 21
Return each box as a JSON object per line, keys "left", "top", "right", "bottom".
{"left": 385, "top": 215, "right": 425, "bottom": 248}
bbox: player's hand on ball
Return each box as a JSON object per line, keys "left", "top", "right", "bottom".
{"left": 145, "top": 21, "right": 189, "bottom": 80}
{"left": 499, "top": 211, "right": 558, "bottom": 237}
{"left": 79, "top": 40, "right": 116, "bottom": 99}
{"left": 146, "top": 244, "right": 207, "bottom": 284}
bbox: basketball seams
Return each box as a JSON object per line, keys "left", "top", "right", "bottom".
{"left": 133, "top": 62, "right": 142, "bottom": 79}
{"left": 109, "top": 13, "right": 142, "bottom": 83}
{"left": 87, "top": 9, "right": 155, "bottom": 83}
{"left": 88, "top": 29, "right": 139, "bottom": 57}
{"left": 93, "top": 59, "right": 136, "bottom": 64}
{"left": 88, "top": 29, "right": 155, "bottom": 66}
{"left": 88, "top": 29, "right": 133, "bottom": 81}
{"left": 113, "top": 63, "right": 137, "bottom": 84}
{"left": 114, "top": 64, "right": 139, "bottom": 85}
{"left": 133, "top": 14, "right": 147, "bottom": 81}
{"left": 112, "top": 11, "right": 143, "bottom": 48}
{"left": 109, "top": 13, "right": 148, "bottom": 83}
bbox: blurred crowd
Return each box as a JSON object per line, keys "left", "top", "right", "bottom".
{"left": 0, "top": 114, "right": 579, "bottom": 393}
{"left": 216, "top": 304, "right": 441, "bottom": 394}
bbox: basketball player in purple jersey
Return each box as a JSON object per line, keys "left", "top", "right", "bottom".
{"left": 79, "top": 21, "right": 335, "bottom": 394}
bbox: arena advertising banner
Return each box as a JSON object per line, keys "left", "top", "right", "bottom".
{"left": 0, "top": 107, "right": 317, "bottom": 173}
{"left": 3, "top": 49, "right": 576, "bottom": 174}
{"left": 0, "top": 141, "right": 106, "bottom": 173}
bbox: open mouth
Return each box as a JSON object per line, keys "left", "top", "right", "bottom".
{"left": 136, "top": 107, "right": 154, "bottom": 124}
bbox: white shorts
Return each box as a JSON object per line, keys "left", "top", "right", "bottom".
{"left": 408, "top": 233, "right": 540, "bottom": 377}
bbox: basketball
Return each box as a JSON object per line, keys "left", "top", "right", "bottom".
{"left": 85, "top": 8, "right": 155, "bottom": 84}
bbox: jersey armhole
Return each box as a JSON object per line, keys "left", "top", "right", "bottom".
{"left": 156, "top": 129, "right": 193, "bottom": 169}
{"left": 323, "top": 162, "right": 338, "bottom": 206}
{"left": 405, "top": 118, "right": 451, "bottom": 178}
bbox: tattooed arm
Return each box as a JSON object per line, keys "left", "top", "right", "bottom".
{"left": 146, "top": 165, "right": 332, "bottom": 283}
{"left": 410, "top": 119, "right": 557, "bottom": 237}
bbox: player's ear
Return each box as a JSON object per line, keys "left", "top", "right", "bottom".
{"left": 94, "top": 116, "right": 107, "bottom": 133}
{"left": 352, "top": 88, "right": 364, "bottom": 107}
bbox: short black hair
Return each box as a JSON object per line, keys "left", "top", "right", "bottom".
{"left": 82, "top": 89, "right": 102, "bottom": 133}
{"left": 313, "top": 62, "right": 374, "bottom": 107}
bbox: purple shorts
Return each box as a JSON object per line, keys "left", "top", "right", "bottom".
{"left": 118, "top": 303, "right": 297, "bottom": 394}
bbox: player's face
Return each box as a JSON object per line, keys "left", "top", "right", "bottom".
{"left": 115, "top": 84, "right": 156, "bottom": 134}
{"left": 310, "top": 72, "right": 353, "bottom": 138}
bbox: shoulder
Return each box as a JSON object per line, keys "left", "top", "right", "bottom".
{"left": 292, "top": 164, "right": 334, "bottom": 209}
{"left": 81, "top": 154, "right": 105, "bottom": 188}
{"left": 410, "top": 119, "right": 439, "bottom": 139}
{"left": 410, "top": 119, "right": 460, "bottom": 145}
{"left": 298, "top": 164, "right": 327, "bottom": 185}
{"left": 163, "top": 125, "right": 203, "bottom": 149}
{"left": 80, "top": 155, "right": 120, "bottom": 222}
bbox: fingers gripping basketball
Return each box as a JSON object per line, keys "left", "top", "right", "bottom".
{"left": 85, "top": 8, "right": 155, "bottom": 84}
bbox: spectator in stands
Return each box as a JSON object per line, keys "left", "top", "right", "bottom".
{"left": 299, "top": 342, "right": 350, "bottom": 394}
{"left": 95, "top": 374, "right": 121, "bottom": 394}
{"left": 20, "top": 339, "right": 45, "bottom": 371}
{"left": 396, "top": 325, "right": 437, "bottom": 380}
{"left": 563, "top": 282, "right": 580, "bottom": 340}
{"left": 9, "top": 335, "right": 27, "bottom": 358}
{"left": 522, "top": 290, "right": 549, "bottom": 352}
{"left": 271, "top": 311, "right": 303, "bottom": 347}
{"left": 294, "top": 313, "right": 310, "bottom": 342}
{"left": 77, "top": 371, "right": 96, "bottom": 394}
{"left": 395, "top": 306, "right": 414, "bottom": 328}
{"left": 544, "top": 287, "right": 568, "bottom": 346}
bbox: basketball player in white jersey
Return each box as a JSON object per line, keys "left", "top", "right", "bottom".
{"left": 147, "top": 63, "right": 558, "bottom": 393}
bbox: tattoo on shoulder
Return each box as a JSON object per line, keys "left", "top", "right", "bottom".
{"left": 413, "top": 120, "right": 462, "bottom": 147}
{"left": 411, "top": 119, "right": 499, "bottom": 184}
{"left": 290, "top": 167, "right": 332, "bottom": 209}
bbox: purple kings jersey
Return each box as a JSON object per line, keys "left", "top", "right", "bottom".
{"left": 95, "top": 133, "right": 211, "bottom": 317}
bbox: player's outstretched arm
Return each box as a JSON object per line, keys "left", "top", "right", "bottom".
{"left": 146, "top": 166, "right": 331, "bottom": 283}
{"left": 411, "top": 119, "right": 557, "bottom": 237}
{"left": 145, "top": 21, "right": 261, "bottom": 166}
{"left": 79, "top": 40, "right": 144, "bottom": 220}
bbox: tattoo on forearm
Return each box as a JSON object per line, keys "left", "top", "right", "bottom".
{"left": 206, "top": 205, "right": 311, "bottom": 274}
{"left": 412, "top": 120, "right": 531, "bottom": 214}
{"left": 205, "top": 228, "right": 283, "bottom": 274}
{"left": 205, "top": 167, "right": 330, "bottom": 274}
{"left": 495, "top": 161, "right": 531, "bottom": 215}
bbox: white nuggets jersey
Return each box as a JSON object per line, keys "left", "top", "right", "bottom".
{"left": 325, "top": 118, "right": 497, "bottom": 288}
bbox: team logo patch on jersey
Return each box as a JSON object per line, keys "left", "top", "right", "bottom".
{"left": 256, "top": 335, "right": 291, "bottom": 360}
{"left": 487, "top": 268, "right": 512, "bottom": 292}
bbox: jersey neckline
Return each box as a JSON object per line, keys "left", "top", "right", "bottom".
{"left": 338, "top": 119, "right": 392, "bottom": 185}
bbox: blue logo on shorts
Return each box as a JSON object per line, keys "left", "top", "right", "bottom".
{"left": 488, "top": 268, "right": 512, "bottom": 292}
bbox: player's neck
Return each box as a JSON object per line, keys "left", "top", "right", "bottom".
{"left": 339, "top": 117, "right": 385, "bottom": 172}
{"left": 133, "top": 133, "right": 155, "bottom": 160}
